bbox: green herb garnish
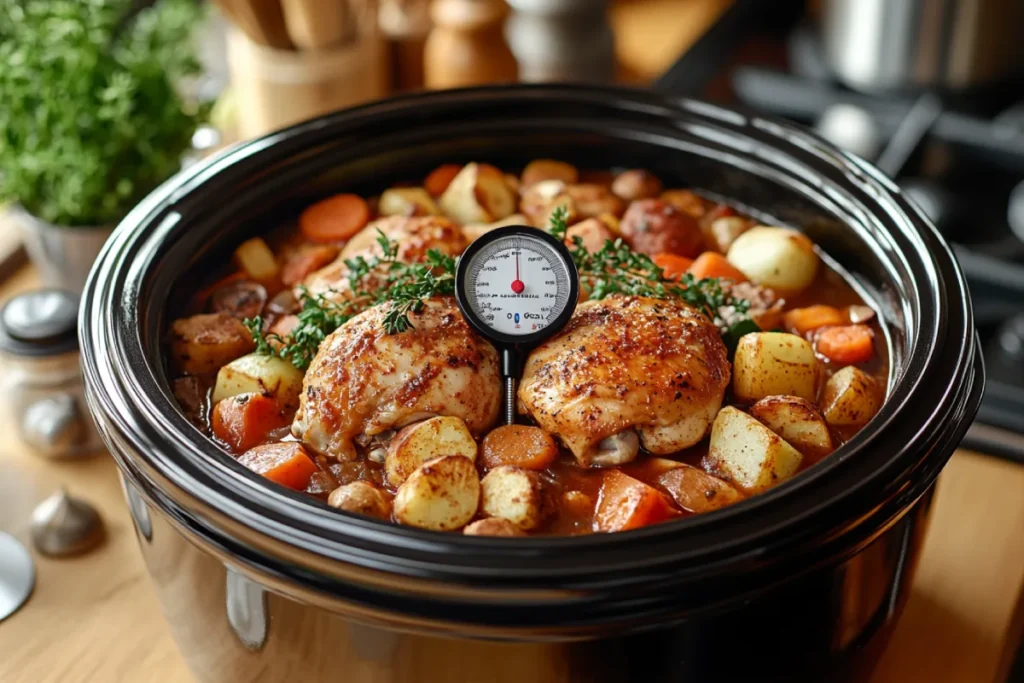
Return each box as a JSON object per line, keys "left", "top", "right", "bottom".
{"left": 0, "top": 0, "right": 210, "bottom": 226}
{"left": 548, "top": 206, "right": 753, "bottom": 323}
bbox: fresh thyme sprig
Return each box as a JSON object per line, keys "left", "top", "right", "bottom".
{"left": 244, "top": 230, "right": 457, "bottom": 366}
{"left": 548, "top": 206, "right": 751, "bottom": 322}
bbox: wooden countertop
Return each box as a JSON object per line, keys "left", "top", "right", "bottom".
{"left": 0, "top": 259, "right": 1023, "bottom": 683}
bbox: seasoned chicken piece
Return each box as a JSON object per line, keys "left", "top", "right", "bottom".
{"left": 518, "top": 296, "right": 730, "bottom": 467}
{"left": 303, "top": 215, "right": 468, "bottom": 301}
{"left": 293, "top": 297, "right": 501, "bottom": 460}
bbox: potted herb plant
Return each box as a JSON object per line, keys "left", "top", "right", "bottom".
{"left": 0, "top": 0, "right": 210, "bottom": 292}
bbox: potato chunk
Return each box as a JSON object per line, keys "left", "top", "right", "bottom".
{"left": 480, "top": 466, "right": 549, "bottom": 531}
{"left": 611, "top": 169, "right": 662, "bottom": 202}
{"left": 169, "top": 312, "right": 256, "bottom": 376}
{"left": 733, "top": 332, "right": 824, "bottom": 403}
{"left": 565, "top": 218, "right": 615, "bottom": 253}
{"left": 393, "top": 455, "right": 481, "bottom": 531}
{"left": 727, "top": 226, "right": 819, "bottom": 293}
{"left": 821, "top": 366, "right": 883, "bottom": 427}
{"left": 385, "top": 416, "right": 477, "bottom": 487}
{"left": 328, "top": 481, "right": 392, "bottom": 520}
{"left": 594, "top": 470, "right": 678, "bottom": 532}
{"left": 234, "top": 237, "right": 279, "bottom": 283}
{"left": 657, "top": 464, "right": 742, "bottom": 514}
{"left": 479, "top": 425, "right": 559, "bottom": 471}
{"left": 461, "top": 213, "right": 528, "bottom": 242}
{"left": 521, "top": 159, "right": 579, "bottom": 187}
{"left": 464, "top": 518, "right": 526, "bottom": 537}
{"left": 706, "top": 407, "right": 803, "bottom": 493}
{"left": 749, "top": 395, "right": 835, "bottom": 460}
{"left": 439, "top": 162, "right": 516, "bottom": 224}
{"left": 378, "top": 187, "right": 440, "bottom": 217}
{"left": 212, "top": 353, "right": 304, "bottom": 410}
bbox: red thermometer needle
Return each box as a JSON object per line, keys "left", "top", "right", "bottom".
{"left": 511, "top": 250, "right": 524, "bottom": 293}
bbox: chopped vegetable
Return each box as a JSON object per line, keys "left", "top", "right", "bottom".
{"left": 464, "top": 518, "right": 526, "bottom": 536}
{"left": 521, "top": 159, "right": 579, "bottom": 187}
{"left": 657, "top": 465, "right": 741, "bottom": 514}
{"left": 783, "top": 305, "right": 845, "bottom": 337}
{"left": 821, "top": 366, "right": 882, "bottom": 427}
{"left": 299, "top": 194, "right": 371, "bottom": 243}
{"left": 212, "top": 393, "right": 290, "bottom": 453}
{"left": 594, "top": 470, "right": 678, "bottom": 532}
{"left": 815, "top": 324, "right": 875, "bottom": 364}
{"left": 169, "top": 313, "right": 256, "bottom": 376}
{"left": 727, "top": 226, "right": 819, "bottom": 293}
{"left": 732, "top": 332, "right": 824, "bottom": 403}
{"left": 385, "top": 416, "right": 477, "bottom": 487}
{"left": 480, "top": 466, "right": 549, "bottom": 530}
{"left": 393, "top": 455, "right": 481, "bottom": 531}
{"left": 327, "top": 481, "right": 391, "bottom": 519}
{"left": 379, "top": 187, "right": 440, "bottom": 217}
{"left": 238, "top": 443, "right": 318, "bottom": 490}
{"left": 651, "top": 253, "right": 694, "bottom": 280}
{"left": 611, "top": 169, "right": 662, "bottom": 201}
{"left": 424, "top": 164, "right": 463, "bottom": 197}
{"left": 439, "top": 162, "right": 516, "bottom": 224}
{"left": 749, "top": 395, "right": 834, "bottom": 460}
{"left": 480, "top": 425, "right": 559, "bottom": 471}
{"left": 234, "top": 237, "right": 280, "bottom": 284}
{"left": 706, "top": 407, "right": 803, "bottom": 494}
{"left": 212, "top": 353, "right": 305, "bottom": 410}
{"left": 281, "top": 245, "right": 340, "bottom": 287}
{"left": 687, "top": 252, "right": 748, "bottom": 283}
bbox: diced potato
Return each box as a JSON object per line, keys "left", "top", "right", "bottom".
{"left": 727, "top": 226, "right": 819, "bottom": 293}
{"left": 657, "top": 464, "right": 742, "bottom": 514}
{"left": 480, "top": 466, "right": 549, "bottom": 531}
{"left": 821, "top": 366, "right": 883, "bottom": 428}
{"left": 733, "top": 332, "right": 824, "bottom": 403}
{"left": 565, "top": 218, "right": 615, "bottom": 253}
{"left": 327, "top": 481, "right": 392, "bottom": 520}
{"left": 626, "top": 457, "right": 687, "bottom": 480}
{"left": 212, "top": 353, "right": 305, "bottom": 410}
{"left": 519, "top": 180, "right": 571, "bottom": 226}
{"left": 439, "top": 162, "right": 516, "bottom": 224}
{"left": 393, "top": 455, "right": 481, "bottom": 531}
{"left": 480, "top": 424, "right": 559, "bottom": 470}
{"left": 611, "top": 169, "right": 662, "bottom": 202}
{"left": 749, "top": 395, "right": 835, "bottom": 460}
{"left": 169, "top": 312, "right": 256, "bottom": 376}
{"left": 706, "top": 407, "right": 803, "bottom": 493}
{"left": 378, "top": 187, "right": 440, "bottom": 217}
{"left": 594, "top": 470, "right": 678, "bottom": 532}
{"left": 234, "top": 237, "right": 280, "bottom": 282}
{"left": 566, "top": 183, "right": 626, "bottom": 220}
{"left": 461, "top": 213, "right": 529, "bottom": 242}
{"left": 385, "top": 416, "right": 477, "bottom": 487}
{"left": 521, "top": 159, "right": 579, "bottom": 187}
{"left": 659, "top": 189, "right": 708, "bottom": 218}
{"left": 706, "top": 216, "right": 751, "bottom": 253}
{"left": 464, "top": 518, "right": 525, "bottom": 537}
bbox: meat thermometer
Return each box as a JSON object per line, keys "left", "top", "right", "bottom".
{"left": 455, "top": 226, "right": 579, "bottom": 424}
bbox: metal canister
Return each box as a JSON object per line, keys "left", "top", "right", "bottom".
{"left": 0, "top": 290, "right": 103, "bottom": 459}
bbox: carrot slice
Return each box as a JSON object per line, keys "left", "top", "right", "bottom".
{"left": 783, "top": 305, "right": 845, "bottom": 337}
{"left": 815, "top": 324, "right": 875, "bottom": 364}
{"left": 299, "top": 194, "right": 370, "bottom": 244}
{"left": 652, "top": 253, "right": 694, "bottom": 280}
{"left": 280, "top": 245, "right": 340, "bottom": 286}
{"left": 212, "top": 393, "right": 291, "bottom": 453}
{"left": 594, "top": 470, "right": 679, "bottom": 532}
{"left": 238, "top": 442, "right": 318, "bottom": 491}
{"left": 687, "top": 252, "right": 748, "bottom": 282}
{"left": 424, "top": 164, "right": 463, "bottom": 197}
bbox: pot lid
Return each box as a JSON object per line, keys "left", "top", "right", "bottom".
{"left": 0, "top": 289, "right": 80, "bottom": 357}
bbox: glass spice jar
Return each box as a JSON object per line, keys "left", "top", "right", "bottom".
{"left": 0, "top": 290, "right": 103, "bottom": 459}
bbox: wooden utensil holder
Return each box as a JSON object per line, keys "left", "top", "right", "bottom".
{"left": 227, "top": 27, "right": 389, "bottom": 138}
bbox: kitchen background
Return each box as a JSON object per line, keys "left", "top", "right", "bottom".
{"left": 0, "top": 0, "right": 1022, "bottom": 681}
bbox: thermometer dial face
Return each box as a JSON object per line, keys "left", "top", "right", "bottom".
{"left": 455, "top": 226, "right": 579, "bottom": 346}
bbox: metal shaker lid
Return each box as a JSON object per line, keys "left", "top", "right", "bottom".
{"left": 0, "top": 289, "right": 79, "bottom": 357}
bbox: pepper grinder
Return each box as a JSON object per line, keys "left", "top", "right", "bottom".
{"left": 505, "top": 0, "right": 614, "bottom": 83}
{"left": 0, "top": 290, "right": 104, "bottom": 459}
{"left": 424, "top": 0, "right": 518, "bottom": 89}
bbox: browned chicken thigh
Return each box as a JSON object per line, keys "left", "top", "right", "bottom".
{"left": 518, "top": 296, "right": 730, "bottom": 467}
{"left": 293, "top": 296, "right": 501, "bottom": 461}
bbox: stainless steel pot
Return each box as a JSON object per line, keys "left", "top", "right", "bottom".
{"left": 821, "top": 0, "right": 1024, "bottom": 92}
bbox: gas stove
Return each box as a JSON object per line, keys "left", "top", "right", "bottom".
{"left": 657, "top": 0, "right": 1024, "bottom": 463}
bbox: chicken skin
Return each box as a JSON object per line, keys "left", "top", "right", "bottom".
{"left": 518, "top": 296, "right": 730, "bottom": 467}
{"left": 293, "top": 296, "right": 500, "bottom": 461}
{"left": 303, "top": 215, "right": 467, "bottom": 301}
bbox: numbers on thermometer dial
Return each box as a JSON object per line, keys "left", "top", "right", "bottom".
{"left": 463, "top": 236, "right": 573, "bottom": 336}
